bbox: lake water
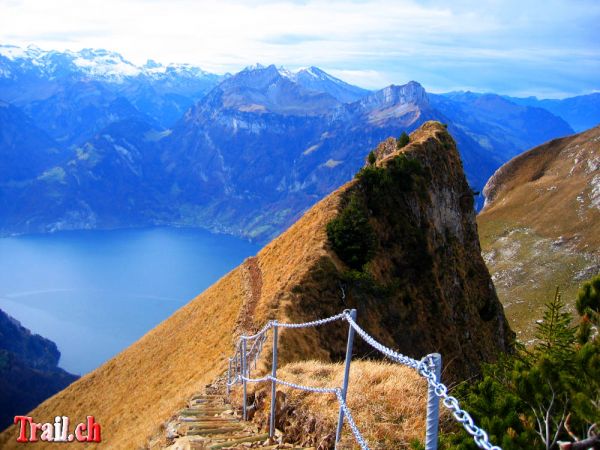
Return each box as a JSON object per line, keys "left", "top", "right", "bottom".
{"left": 0, "top": 228, "right": 260, "bottom": 375}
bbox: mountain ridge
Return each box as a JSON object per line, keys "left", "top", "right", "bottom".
{"left": 0, "top": 45, "right": 584, "bottom": 242}
{"left": 478, "top": 125, "right": 600, "bottom": 340}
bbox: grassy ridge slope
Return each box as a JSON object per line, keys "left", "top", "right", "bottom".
{"left": 478, "top": 125, "right": 600, "bottom": 341}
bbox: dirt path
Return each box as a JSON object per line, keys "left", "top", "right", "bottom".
{"left": 235, "top": 256, "right": 263, "bottom": 339}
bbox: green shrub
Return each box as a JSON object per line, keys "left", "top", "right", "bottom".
{"left": 396, "top": 131, "right": 410, "bottom": 149}
{"left": 326, "top": 194, "right": 377, "bottom": 270}
{"left": 357, "top": 154, "right": 426, "bottom": 214}
{"left": 576, "top": 274, "right": 600, "bottom": 317}
{"left": 367, "top": 150, "right": 377, "bottom": 165}
{"left": 447, "top": 283, "right": 600, "bottom": 449}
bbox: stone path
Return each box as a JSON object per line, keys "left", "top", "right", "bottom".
{"left": 164, "top": 393, "right": 314, "bottom": 450}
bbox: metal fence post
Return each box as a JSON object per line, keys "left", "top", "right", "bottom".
{"left": 241, "top": 339, "right": 248, "bottom": 420}
{"left": 227, "top": 357, "right": 232, "bottom": 396}
{"left": 335, "top": 309, "right": 357, "bottom": 444}
{"left": 269, "top": 322, "right": 279, "bottom": 438}
{"left": 424, "top": 353, "right": 442, "bottom": 450}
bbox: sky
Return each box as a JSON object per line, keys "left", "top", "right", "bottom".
{"left": 0, "top": 0, "right": 599, "bottom": 98}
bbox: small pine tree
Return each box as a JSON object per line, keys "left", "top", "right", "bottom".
{"left": 396, "top": 131, "right": 410, "bottom": 149}
{"left": 367, "top": 151, "right": 376, "bottom": 165}
{"left": 326, "top": 194, "right": 377, "bottom": 270}
{"left": 534, "top": 287, "right": 576, "bottom": 360}
{"left": 576, "top": 274, "right": 600, "bottom": 325}
{"left": 449, "top": 288, "right": 578, "bottom": 450}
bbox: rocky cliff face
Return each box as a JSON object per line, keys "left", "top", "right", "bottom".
{"left": 0, "top": 309, "right": 78, "bottom": 431}
{"left": 478, "top": 125, "right": 600, "bottom": 341}
{"left": 0, "top": 121, "right": 513, "bottom": 448}
{"left": 266, "top": 121, "right": 513, "bottom": 380}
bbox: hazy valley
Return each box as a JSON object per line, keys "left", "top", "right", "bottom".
{"left": 0, "top": 44, "right": 587, "bottom": 242}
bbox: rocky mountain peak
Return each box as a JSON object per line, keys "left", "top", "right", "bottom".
{"left": 369, "top": 81, "right": 429, "bottom": 108}
{"left": 227, "top": 63, "right": 283, "bottom": 89}
{"left": 350, "top": 81, "right": 431, "bottom": 126}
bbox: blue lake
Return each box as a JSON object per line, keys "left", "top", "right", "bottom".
{"left": 0, "top": 227, "right": 260, "bottom": 375}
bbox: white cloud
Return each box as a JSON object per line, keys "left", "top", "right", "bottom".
{"left": 0, "top": 0, "right": 598, "bottom": 95}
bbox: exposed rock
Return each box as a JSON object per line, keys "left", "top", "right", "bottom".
{"left": 271, "top": 121, "right": 513, "bottom": 380}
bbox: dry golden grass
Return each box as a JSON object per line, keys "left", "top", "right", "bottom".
{"left": 233, "top": 360, "right": 444, "bottom": 449}
{"left": 480, "top": 125, "right": 600, "bottom": 253}
{"left": 0, "top": 176, "right": 348, "bottom": 449}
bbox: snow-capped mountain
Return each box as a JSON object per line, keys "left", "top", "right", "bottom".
{"left": 0, "top": 44, "right": 215, "bottom": 83}
{"left": 289, "top": 66, "right": 370, "bottom": 102}
{"left": 0, "top": 44, "right": 223, "bottom": 127}
{"left": 241, "top": 63, "right": 370, "bottom": 103}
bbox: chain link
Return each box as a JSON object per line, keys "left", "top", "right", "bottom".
{"left": 343, "top": 312, "right": 421, "bottom": 369}
{"left": 278, "top": 312, "right": 347, "bottom": 328}
{"left": 335, "top": 389, "right": 370, "bottom": 450}
{"left": 269, "top": 375, "right": 338, "bottom": 394}
{"left": 241, "top": 321, "right": 273, "bottom": 340}
{"left": 417, "top": 363, "right": 502, "bottom": 450}
{"left": 241, "top": 374, "right": 271, "bottom": 384}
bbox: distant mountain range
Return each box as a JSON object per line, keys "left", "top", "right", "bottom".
{"left": 0, "top": 44, "right": 223, "bottom": 128}
{"left": 1, "top": 44, "right": 597, "bottom": 241}
{"left": 504, "top": 93, "right": 600, "bottom": 132}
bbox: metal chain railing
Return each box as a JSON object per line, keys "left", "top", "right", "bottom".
{"left": 277, "top": 311, "right": 347, "bottom": 329}
{"left": 343, "top": 311, "right": 501, "bottom": 450}
{"left": 226, "top": 308, "right": 502, "bottom": 450}
{"left": 335, "top": 388, "right": 369, "bottom": 450}
{"left": 242, "top": 374, "right": 339, "bottom": 394}
{"left": 418, "top": 366, "right": 501, "bottom": 450}
{"left": 343, "top": 312, "right": 421, "bottom": 369}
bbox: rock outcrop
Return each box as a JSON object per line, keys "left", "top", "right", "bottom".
{"left": 0, "top": 121, "right": 512, "bottom": 448}
{"left": 0, "top": 308, "right": 78, "bottom": 430}
{"left": 267, "top": 121, "right": 513, "bottom": 380}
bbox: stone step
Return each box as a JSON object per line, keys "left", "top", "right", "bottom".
{"left": 191, "top": 394, "right": 222, "bottom": 400}
{"left": 181, "top": 408, "right": 229, "bottom": 414}
{"left": 207, "top": 433, "right": 270, "bottom": 449}
{"left": 187, "top": 423, "right": 245, "bottom": 431}
{"left": 179, "top": 419, "right": 239, "bottom": 425}
{"left": 187, "top": 427, "right": 246, "bottom": 436}
{"left": 189, "top": 400, "right": 225, "bottom": 406}
{"left": 179, "top": 412, "right": 229, "bottom": 417}
{"left": 168, "top": 390, "right": 314, "bottom": 448}
{"left": 178, "top": 416, "right": 237, "bottom": 423}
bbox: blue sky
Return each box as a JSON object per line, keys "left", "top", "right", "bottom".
{"left": 0, "top": 0, "right": 598, "bottom": 97}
